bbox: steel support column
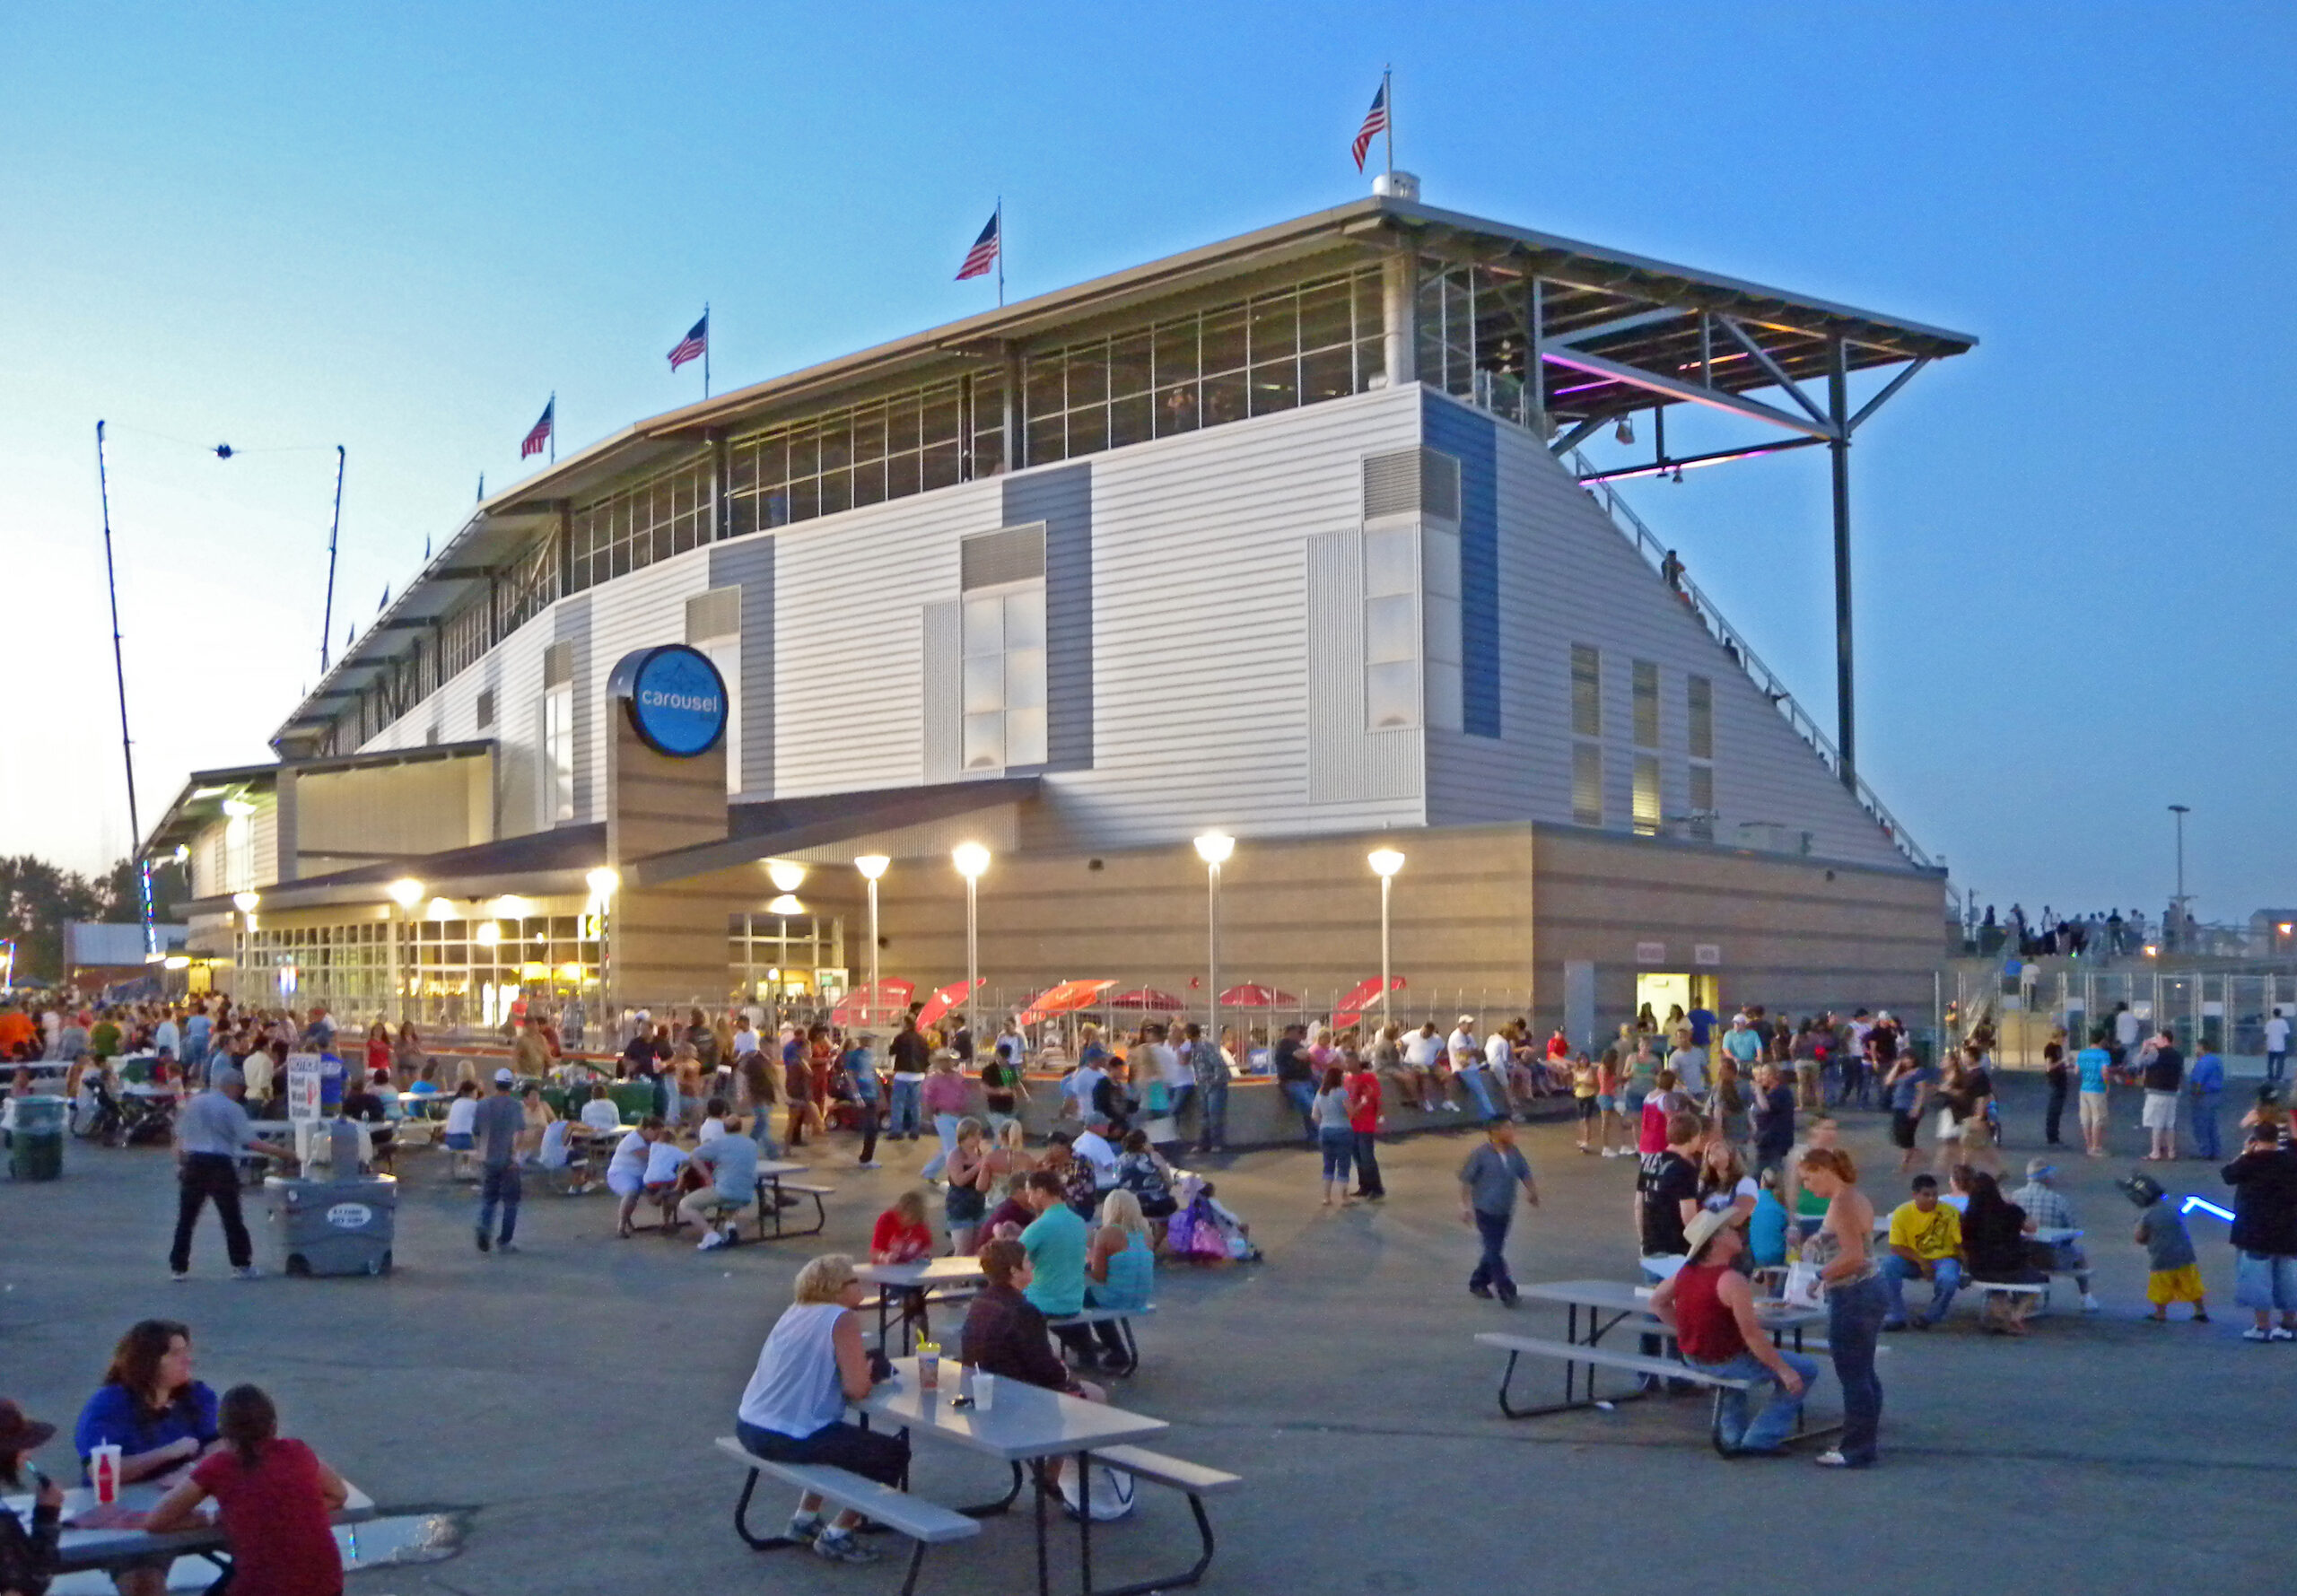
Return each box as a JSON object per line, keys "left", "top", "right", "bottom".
{"left": 1828, "top": 339, "right": 1855, "bottom": 789}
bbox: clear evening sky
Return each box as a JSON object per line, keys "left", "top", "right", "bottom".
{"left": 2, "top": 4, "right": 2289, "bottom": 923}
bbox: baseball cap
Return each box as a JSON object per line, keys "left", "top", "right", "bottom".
{"left": 494, "top": 1068, "right": 514, "bottom": 1086}
{"left": 2025, "top": 1156, "right": 2056, "bottom": 1179}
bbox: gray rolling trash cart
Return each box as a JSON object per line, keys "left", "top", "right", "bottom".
{"left": 265, "top": 1174, "right": 397, "bottom": 1276}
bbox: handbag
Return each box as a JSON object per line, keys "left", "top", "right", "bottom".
{"left": 1058, "top": 1461, "right": 1137, "bottom": 1521}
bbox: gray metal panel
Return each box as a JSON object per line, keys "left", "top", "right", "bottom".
{"left": 921, "top": 600, "right": 961, "bottom": 784}
{"left": 1003, "top": 465, "right": 1093, "bottom": 772}
{"left": 550, "top": 599, "right": 590, "bottom": 820}
{"left": 959, "top": 525, "right": 1047, "bottom": 589}
{"left": 1305, "top": 530, "right": 1422, "bottom": 806}
{"left": 711, "top": 537, "right": 777, "bottom": 797}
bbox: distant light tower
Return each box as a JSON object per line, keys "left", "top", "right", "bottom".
{"left": 1369, "top": 848, "right": 1406, "bottom": 1026}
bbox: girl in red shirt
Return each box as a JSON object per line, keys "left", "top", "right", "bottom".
{"left": 871, "top": 1190, "right": 938, "bottom": 1341}
{"left": 145, "top": 1385, "right": 348, "bottom": 1596}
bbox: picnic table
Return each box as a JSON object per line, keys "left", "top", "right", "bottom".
{"left": 1489, "top": 1278, "right": 1827, "bottom": 1417}
{"left": 857, "top": 1356, "right": 1189, "bottom": 1596}
{"left": 4, "top": 1477, "right": 375, "bottom": 1575}
{"left": 856, "top": 1257, "right": 986, "bottom": 1353}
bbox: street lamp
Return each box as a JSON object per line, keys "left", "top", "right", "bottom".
{"left": 1369, "top": 848, "right": 1406, "bottom": 1027}
{"left": 1193, "top": 833, "right": 1235, "bottom": 1042}
{"left": 386, "top": 879, "right": 424, "bottom": 1017}
{"left": 855, "top": 856, "right": 890, "bottom": 1024}
{"left": 952, "top": 843, "right": 991, "bottom": 1034}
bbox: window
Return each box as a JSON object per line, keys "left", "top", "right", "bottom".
{"left": 571, "top": 456, "right": 713, "bottom": 593}
{"left": 723, "top": 374, "right": 1001, "bottom": 543}
{"left": 1633, "top": 754, "right": 1662, "bottom": 836}
{"left": 1571, "top": 646, "right": 1601, "bottom": 738}
{"left": 1364, "top": 525, "right": 1419, "bottom": 730}
{"left": 961, "top": 584, "right": 1046, "bottom": 771}
{"left": 1689, "top": 763, "right": 1716, "bottom": 842}
{"left": 1633, "top": 659, "right": 1659, "bottom": 749}
{"left": 1024, "top": 267, "right": 1383, "bottom": 467}
{"left": 1572, "top": 743, "right": 1603, "bottom": 827}
{"left": 541, "top": 640, "right": 575, "bottom": 824}
{"left": 1688, "top": 676, "right": 1714, "bottom": 761}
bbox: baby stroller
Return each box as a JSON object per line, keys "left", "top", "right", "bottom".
{"left": 1162, "top": 1173, "right": 1262, "bottom": 1264}
{"left": 117, "top": 1086, "right": 178, "bottom": 1147}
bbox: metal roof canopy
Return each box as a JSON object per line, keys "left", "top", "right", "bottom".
{"left": 280, "top": 193, "right": 1975, "bottom": 787}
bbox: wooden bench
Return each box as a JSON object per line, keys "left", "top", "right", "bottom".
{"left": 755, "top": 1175, "right": 833, "bottom": 1240}
{"left": 1048, "top": 1304, "right": 1157, "bottom": 1374}
{"left": 1476, "top": 1331, "right": 1761, "bottom": 1451}
{"left": 1087, "top": 1443, "right": 1241, "bottom": 1595}
{"left": 715, "top": 1435, "right": 978, "bottom": 1596}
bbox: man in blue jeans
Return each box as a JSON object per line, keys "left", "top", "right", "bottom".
{"left": 472, "top": 1068, "right": 527, "bottom": 1253}
{"left": 1458, "top": 1117, "right": 1540, "bottom": 1304}
{"left": 1880, "top": 1173, "right": 1964, "bottom": 1328}
{"left": 1272, "top": 1024, "right": 1316, "bottom": 1141}
{"left": 1651, "top": 1208, "right": 1819, "bottom": 1454}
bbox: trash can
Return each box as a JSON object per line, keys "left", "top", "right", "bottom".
{"left": 264, "top": 1175, "right": 397, "bottom": 1276}
{"left": 7, "top": 1095, "right": 66, "bottom": 1181}
{"left": 609, "top": 1081, "right": 654, "bottom": 1123}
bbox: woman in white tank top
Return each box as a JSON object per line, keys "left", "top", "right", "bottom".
{"left": 732, "top": 1254, "right": 906, "bottom": 1565}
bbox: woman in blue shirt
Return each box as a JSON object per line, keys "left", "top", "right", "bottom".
{"left": 841, "top": 1034, "right": 882, "bottom": 1169}
{"left": 74, "top": 1320, "right": 218, "bottom": 1596}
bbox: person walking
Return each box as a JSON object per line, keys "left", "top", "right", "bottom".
{"left": 472, "top": 1068, "right": 525, "bottom": 1253}
{"left": 842, "top": 1032, "right": 883, "bottom": 1169}
{"left": 169, "top": 1067, "right": 292, "bottom": 1281}
{"left": 1795, "top": 1146, "right": 1887, "bottom": 1468}
{"left": 1458, "top": 1117, "right": 1539, "bottom": 1304}
{"left": 2265, "top": 1007, "right": 2290, "bottom": 1087}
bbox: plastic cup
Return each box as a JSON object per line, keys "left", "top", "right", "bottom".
{"left": 973, "top": 1372, "right": 996, "bottom": 1411}
{"left": 918, "top": 1343, "right": 940, "bottom": 1391}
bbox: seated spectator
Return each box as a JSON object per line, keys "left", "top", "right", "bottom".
{"left": 579, "top": 1083, "right": 624, "bottom": 1132}
{"left": 1113, "top": 1129, "right": 1177, "bottom": 1221}
{"left": 535, "top": 1114, "right": 589, "bottom": 1192}
{"left": 681, "top": 1118, "right": 762, "bottom": 1250}
{"left": 0, "top": 1397, "right": 63, "bottom": 1596}
{"left": 2011, "top": 1158, "right": 2099, "bottom": 1313}
{"left": 144, "top": 1385, "right": 348, "bottom": 1596}
{"left": 608, "top": 1118, "right": 667, "bottom": 1239}
{"left": 1956, "top": 1166, "right": 2045, "bottom": 1335}
{"left": 1017, "top": 1172, "right": 1128, "bottom": 1370}
{"left": 1070, "top": 1115, "right": 1120, "bottom": 1193}
{"left": 1650, "top": 1210, "right": 1819, "bottom": 1456}
{"left": 697, "top": 1096, "right": 731, "bottom": 1145}
{"left": 441, "top": 1081, "right": 479, "bottom": 1152}
{"left": 518, "top": 1085, "right": 555, "bottom": 1163}
{"left": 1086, "top": 1190, "right": 1156, "bottom": 1372}
{"left": 872, "top": 1190, "right": 935, "bottom": 1265}
{"left": 733, "top": 1255, "right": 904, "bottom": 1566}
{"left": 1748, "top": 1171, "right": 1791, "bottom": 1269}
{"left": 339, "top": 1071, "right": 395, "bottom": 1166}
{"left": 74, "top": 1321, "right": 218, "bottom": 1596}
{"left": 980, "top": 1173, "right": 1035, "bottom": 1252}
{"left": 1881, "top": 1173, "right": 1965, "bottom": 1330}
{"left": 642, "top": 1137, "right": 690, "bottom": 1219}
{"left": 961, "top": 1240, "right": 1105, "bottom": 1498}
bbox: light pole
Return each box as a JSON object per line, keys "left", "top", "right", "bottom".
{"left": 953, "top": 843, "right": 991, "bottom": 1036}
{"left": 2168, "top": 805, "right": 2190, "bottom": 911}
{"left": 387, "top": 877, "right": 424, "bottom": 1024}
{"left": 1193, "top": 833, "right": 1234, "bottom": 1045}
{"left": 1369, "top": 848, "right": 1405, "bottom": 1027}
{"left": 855, "top": 855, "right": 889, "bottom": 1023}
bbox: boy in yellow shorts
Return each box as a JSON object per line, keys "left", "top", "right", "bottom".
{"left": 2124, "top": 1173, "right": 2208, "bottom": 1322}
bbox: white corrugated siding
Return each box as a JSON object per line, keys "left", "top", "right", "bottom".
{"left": 1304, "top": 529, "right": 1423, "bottom": 805}
{"left": 1426, "top": 394, "right": 1912, "bottom": 871}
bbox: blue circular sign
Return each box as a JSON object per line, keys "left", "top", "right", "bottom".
{"left": 613, "top": 644, "right": 728, "bottom": 758}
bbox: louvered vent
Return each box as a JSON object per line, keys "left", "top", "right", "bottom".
{"left": 543, "top": 641, "right": 572, "bottom": 688}
{"left": 686, "top": 586, "right": 741, "bottom": 641}
{"left": 961, "top": 524, "right": 1046, "bottom": 589}
{"left": 476, "top": 687, "right": 494, "bottom": 728}
{"left": 1361, "top": 448, "right": 1462, "bottom": 521}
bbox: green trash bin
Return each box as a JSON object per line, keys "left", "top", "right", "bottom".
{"left": 609, "top": 1081, "right": 654, "bottom": 1123}
{"left": 8, "top": 1095, "right": 67, "bottom": 1182}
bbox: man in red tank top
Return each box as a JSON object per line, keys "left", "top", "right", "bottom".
{"left": 1650, "top": 1209, "right": 1822, "bottom": 1455}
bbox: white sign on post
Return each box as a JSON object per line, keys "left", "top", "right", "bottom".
{"left": 285, "top": 1053, "right": 323, "bottom": 1123}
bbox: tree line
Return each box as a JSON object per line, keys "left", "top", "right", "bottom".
{"left": 0, "top": 854, "right": 192, "bottom": 985}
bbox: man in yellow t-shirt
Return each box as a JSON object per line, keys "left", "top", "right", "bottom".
{"left": 1881, "top": 1173, "right": 1965, "bottom": 1330}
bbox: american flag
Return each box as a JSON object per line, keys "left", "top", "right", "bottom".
{"left": 668, "top": 311, "right": 708, "bottom": 371}
{"left": 956, "top": 211, "right": 1000, "bottom": 281}
{"left": 1351, "top": 82, "right": 1389, "bottom": 171}
{"left": 520, "top": 397, "right": 555, "bottom": 459}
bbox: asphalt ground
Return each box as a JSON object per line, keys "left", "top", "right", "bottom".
{"left": 3, "top": 1075, "right": 2289, "bottom": 1596}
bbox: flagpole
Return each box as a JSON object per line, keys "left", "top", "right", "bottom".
{"left": 703, "top": 303, "right": 711, "bottom": 399}
{"left": 996, "top": 196, "right": 1005, "bottom": 309}
{"left": 549, "top": 391, "right": 556, "bottom": 464}
{"left": 1384, "top": 65, "right": 1394, "bottom": 179}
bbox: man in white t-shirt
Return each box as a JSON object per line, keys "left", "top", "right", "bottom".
{"left": 1484, "top": 1025, "right": 1521, "bottom": 1112}
{"left": 2266, "top": 1008, "right": 2291, "bottom": 1086}
{"left": 1403, "top": 1023, "right": 1457, "bottom": 1112}
{"left": 1668, "top": 1039, "right": 1707, "bottom": 1096}
{"left": 1071, "top": 1115, "right": 1120, "bottom": 1189}
{"left": 1146, "top": 1025, "right": 1192, "bottom": 1123}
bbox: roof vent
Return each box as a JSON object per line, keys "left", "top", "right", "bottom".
{"left": 1373, "top": 170, "right": 1420, "bottom": 201}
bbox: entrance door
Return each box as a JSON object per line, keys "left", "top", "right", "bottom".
{"left": 1634, "top": 973, "right": 1719, "bottom": 1033}
{"left": 1564, "top": 962, "right": 1596, "bottom": 1051}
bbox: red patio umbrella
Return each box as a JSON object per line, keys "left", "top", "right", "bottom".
{"left": 1333, "top": 974, "right": 1407, "bottom": 1029}
{"left": 832, "top": 978, "right": 916, "bottom": 1027}
{"left": 1218, "top": 983, "right": 1298, "bottom": 1007}
{"left": 914, "top": 977, "right": 983, "bottom": 1030}
{"left": 1019, "top": 978, "right": 1117, "bottom": 1024}
{"left": 1108, "top": 988, "right": 1185, "bottom": 1011}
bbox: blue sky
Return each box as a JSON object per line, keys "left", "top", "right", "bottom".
{"left": 3, "top": 4, "right": 2289, "bottom": 922}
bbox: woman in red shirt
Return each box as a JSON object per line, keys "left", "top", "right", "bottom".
{"left": 871, "top": 1190, "right": 938, "bottom": 1342}
{"left": 1344, "top": 1053, "right": 1385, "bottom": 1199}
{"left": 145, "top": 1385, "right": 348, "bottom": 1596}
